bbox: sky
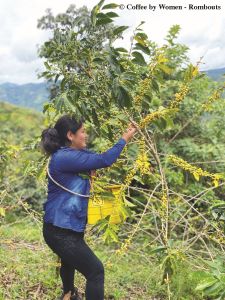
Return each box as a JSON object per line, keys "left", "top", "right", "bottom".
{"left": 0, "top": 0, "right": 224, "bottom": 84}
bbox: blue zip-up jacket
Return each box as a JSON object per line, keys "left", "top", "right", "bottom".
{"left": 43, "top": 137, "right": 127, "bottom": 232}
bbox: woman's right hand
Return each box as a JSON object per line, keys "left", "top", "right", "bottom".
{"left": 122, "top": 121, "right": 138, "bottom": 143}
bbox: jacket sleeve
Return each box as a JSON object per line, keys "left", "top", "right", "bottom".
{"left": 58, "top": 138, "right": 127, "bottom": 173}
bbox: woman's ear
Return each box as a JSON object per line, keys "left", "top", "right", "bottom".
{"left": 66, "top": 130, "right": 73, "bottom": 142}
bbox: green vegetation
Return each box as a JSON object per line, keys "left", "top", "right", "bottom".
{"left": 1, "top": 1, "right": 225, "bottom": 299}
{"left": 0, "top": 216, "right": 213, "bottom": 300}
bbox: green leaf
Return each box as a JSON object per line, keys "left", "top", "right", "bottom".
{"left": 65, "top": 94, "right": 77, "bottom": 112}
{"left": 91, "top": 0, "right": 105, "bottom": 26}
{"left": 54, "top": 74, "right": 60, "bottom": 83}
{"left": 133, "top": 174, "right": 145, "bottom": 184}
{"left": 106, "top": 124, "right": 114, "bottom": 140}
{"left": 102, "top": 3, "right": 119, "bottom": 9}
{"left": 95, "top": 219, "right": 109, "bottom": 233}
{"left": 91, "top": 108, "right": 100, "bottom": 127}
{"left": 134, "top": 35, "right": 147, "bottom": 47}
{"left": 121, "top": 80, "right": 134, "bottom": 90}
{"left": 40, "top": 71, "right": 53, "bottom": 79}
{"left": 123, "top": 198, "right": 136, "bottom": 207}
{"left": 204, "top": 281, "right": 223, "bottom": 295}
{"left": 78, "top": 172, "right": 90, "bottom": 180}
{"left": 60, "top": 77, "right": 67, "bottom": 91}
{"left": 114, "top": 85, "right": 132, "bottom": 108}
{"left": 107, "top": 53, "right": 121, "bottom": 73}
{"left": 99, "top": 0, "right": 105, "bottom": 7}
{"left": 102, "top": 229, "right": 110, "bottom": 243}
{"left": 142, "top": 94, "right": 152, "bottom": 110}
{"left": 96, "top": 17, "right": 113, "bottom": 26}
{"left": 163, "top": 115, "right": 174, "bottom": 130}
{"left": 119, "top": 205, "right": 131, "bottom": 219}
{"left": 217, "top": 289, "right": 225, "bottom": 300}
{"left": 113, "top": 26, "right": 129, "bottom": 36}
{"left": 120, "top": 71, "right": 137, "bottom": 81}
{"left": 44, "top": 61, "right": 51, "bottom": 70}
{"left": 195, "top": 279, "right": 218, "bottom": 291}
{"left": 210, "top": 201, "right": 225, "bottom": 209}
{"left": 42, "top": 102, "right": 50, "bottom": 113}
{"left": 131, "top": 51, "right": 146, "bottom": 66}
{"left": 105, "top": 12, "right": 119, "bottom": 18}
{"left": 134, "top": 43, "right": 150, "bottom": 55}
{"left": 135, "top": 32, "right": 148, "bottom": 40}
{"left": 114, "top": 47, "right": 128, "bottom": 53}
{"left": 152, "top": 118, "right": 167, "bottom": 132}
{"left": 151, "top": 79, "right": 160, "bottom": 93}
{"left": 96, "top": 12, "right": 108, "bottom": 19}
{"left": 108, "top": 227, "right": 119, "bottom": 242}
{"left": 92, "top": 57, "right": 105, "bottom": 63}
{"left": 149, "top": 246, "right": 167, "bottom": 254}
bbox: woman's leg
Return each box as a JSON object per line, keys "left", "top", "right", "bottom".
{"left": 72, "top": 238, "right": 104, "bottom": 300}
{"left": 60, "top": 259, "right": 76, "bottom": 295}
{"left": 43, "top": 222, "right": 104, "bottom": 300}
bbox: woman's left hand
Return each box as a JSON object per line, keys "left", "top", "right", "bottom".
{"left": 90, "top": 170, "right": 97, "bottom": 177}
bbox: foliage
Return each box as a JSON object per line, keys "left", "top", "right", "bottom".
{"left": 35, "top": 2, "right": 225, "bottom": 297}
{"left": 1, "top": 1, "right": 225, "bottom": 299}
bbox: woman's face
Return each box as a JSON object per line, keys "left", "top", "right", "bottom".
{"left": 67, "top": 124, "right": 88, "bottom": 150}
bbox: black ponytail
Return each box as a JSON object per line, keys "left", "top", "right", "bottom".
{"left": 40, "top": 113, "right": 84, "bottom": 156}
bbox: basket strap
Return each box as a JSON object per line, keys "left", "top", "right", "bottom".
{"left": 46, "top": 157, "right": 91, "bottom": 198}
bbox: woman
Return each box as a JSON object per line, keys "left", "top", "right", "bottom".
{"left": 40, "top": 113, "right": 137, "bottom": 300}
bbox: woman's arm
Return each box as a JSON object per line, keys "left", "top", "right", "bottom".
{"left": 58, "top": 138, "right": 127, "bottom": 173}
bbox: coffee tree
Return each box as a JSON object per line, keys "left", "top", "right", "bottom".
{"left": 35, "top": 1, "right": 225, "bottom": 297}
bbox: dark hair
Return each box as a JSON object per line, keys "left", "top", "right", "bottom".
{"left": 40, "top": 113, "right": 84, "bottom": 156}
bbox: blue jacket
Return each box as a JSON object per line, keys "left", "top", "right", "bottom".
{"left": 43, "top": 138, "right": 126, "bottom": 232}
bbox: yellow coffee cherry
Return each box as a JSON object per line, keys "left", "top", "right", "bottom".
{"left": 169, "top": 84, "right": 189, "bottom": 109}
{"left": 136, "top": 138, "right": 151, "bottom": 175}
{"left": 139, "top": 108, "right": 178, "bottom": 128}
{"left": 201, "top": 90, "right": 221, "bottom": 112}
{"left": 168, "top": 154, "right": 224, "bottom": 186}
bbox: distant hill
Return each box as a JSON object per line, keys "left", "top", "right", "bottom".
{"left": 203, "top": 67, "right": 225, "bottom": 81}
{"left": 0, "top": 67, "right": 224, "bottom": 112}
{"left": 0, "top": 101, "right": 44, "bottom": 144}
{"left": 0, "top": 82, "right": 49, "bottom": 112}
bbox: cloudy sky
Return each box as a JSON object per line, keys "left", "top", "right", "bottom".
{"left": 0, "top": 0, "right": 224, "bottom": 84}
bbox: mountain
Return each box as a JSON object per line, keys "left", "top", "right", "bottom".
{"left": 203, "top": 67, "right": 225, "bottom": 81}
{"left": 0, "top": 82, "right": 49, "bottom": 112}
{"left": 0, "top": 67, "right": 224, "bottom": 112}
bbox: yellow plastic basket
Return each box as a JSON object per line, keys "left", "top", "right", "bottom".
{"left": 87, "top": 184, "right": 124, "bottom": 225}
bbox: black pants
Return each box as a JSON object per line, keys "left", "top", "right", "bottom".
{"left": 42, "top": 222, "right": 104, "bottom": 300}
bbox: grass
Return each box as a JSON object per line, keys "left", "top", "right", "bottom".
{"left": 0, "top": 216, "right": 206, "bottom": 299}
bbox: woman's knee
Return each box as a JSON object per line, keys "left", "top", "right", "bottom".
{"left": 94, "top": 260, "right": 104, "bottom": 276}
{"left": 98, "top": 260, "right": 104, "bottom": 275}
{"left": 87, "top": 259, "right": 104, "bottom": 281}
